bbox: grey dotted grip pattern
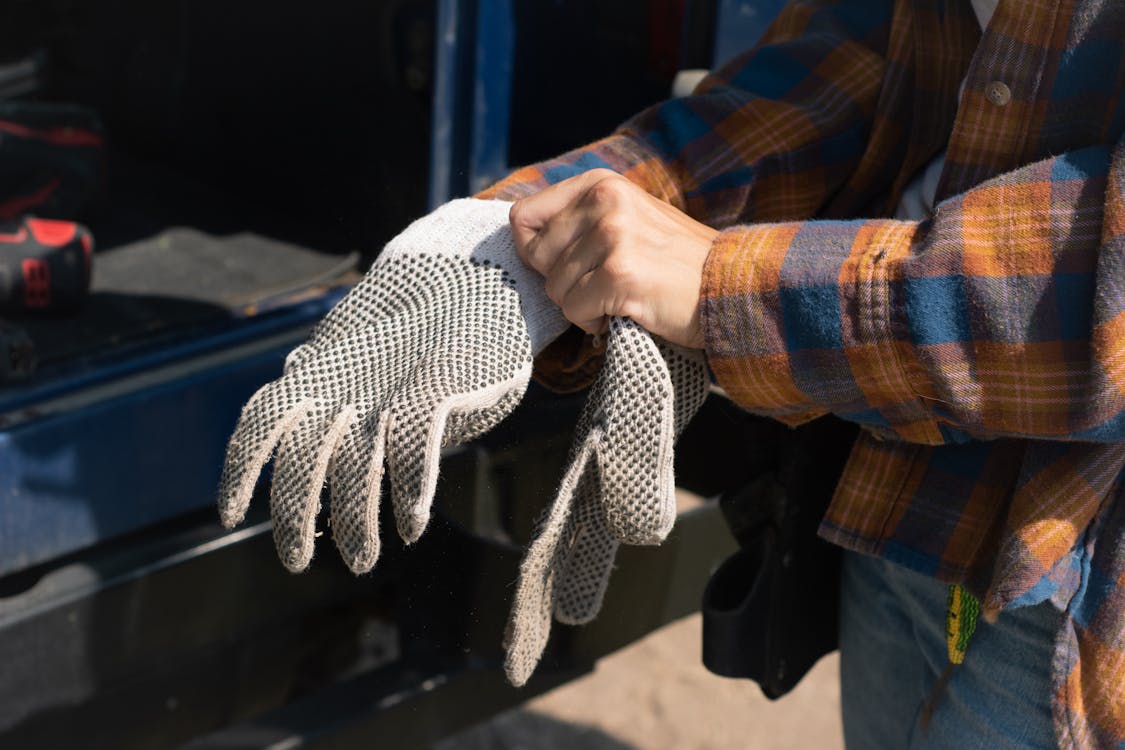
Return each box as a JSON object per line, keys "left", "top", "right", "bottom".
{"left": 503, "top": 317, "right": 709, "bottom": 687}
{"left": 219, "top": 254, "right": 533, "bottom": 573}
{"left": 218, "top": 200, "right": 567, "bottom": 575}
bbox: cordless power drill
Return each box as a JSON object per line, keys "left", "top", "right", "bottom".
{"left": 0, "top": 216, "right": 93, "bottom": 380}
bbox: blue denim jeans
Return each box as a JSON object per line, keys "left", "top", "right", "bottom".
{"left": 839, "top": 550, "right": 1062, "bottom": 749}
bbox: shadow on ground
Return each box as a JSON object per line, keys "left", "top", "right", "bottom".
{"left": 434, "top": 710, "right": 635, "bottom": 750}
{"left": 434, "top": 614, "right": 844, "bottom": 750}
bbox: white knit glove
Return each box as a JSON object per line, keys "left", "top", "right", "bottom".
{"left": 218, "top": 199, "right": 568, "bottom": 573}
{"left": 503, "top": 317, "right": 709, "bottom": 686}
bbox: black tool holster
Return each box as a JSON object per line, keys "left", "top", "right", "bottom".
{"left": 701, "top": 415, "right": 857, "bottom": 699}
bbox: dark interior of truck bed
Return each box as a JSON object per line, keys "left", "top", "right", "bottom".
{"left": 0, "top": 0, "right": 700, "bottom": 381}
{"left": 2, "top": 0, "right": 435, "bottom": 373}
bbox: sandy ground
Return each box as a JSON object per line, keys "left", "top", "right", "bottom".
{"left": 436, "top": 613, "right": 844, "bottom": 750}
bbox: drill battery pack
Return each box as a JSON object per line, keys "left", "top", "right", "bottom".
{"left": 0, "top": 215, "right": 93, "bottom": 314}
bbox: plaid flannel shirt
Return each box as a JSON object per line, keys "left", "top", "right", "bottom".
{"left": 480, "top": 0, "right": 1125, "bottom": 745}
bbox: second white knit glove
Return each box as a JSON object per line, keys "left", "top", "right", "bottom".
{"left": 503, "top": 317, "right": 709, "bottom": 686}
{"left": 218, "top": 199, "right": 569, "bottom": 573}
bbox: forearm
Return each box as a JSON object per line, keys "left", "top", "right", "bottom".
{"left": 703, "top": 138, "right": 1125, "bottom": 444}
{"left": 477, "top": 0, "right": 896, "bottom": 392}
{"left": 480, "top": 0, "right": 892, "bottom": 227}
{"left": 477, "top": 133, "right": 684, "bottom": 208}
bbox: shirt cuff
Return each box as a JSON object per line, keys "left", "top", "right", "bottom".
{"left": 700, "top": 218, "right": 945, "bottom": 444}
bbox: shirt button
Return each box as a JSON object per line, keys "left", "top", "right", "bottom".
{"left": 985, "top": 80, "right": 1012, "bottom": 106}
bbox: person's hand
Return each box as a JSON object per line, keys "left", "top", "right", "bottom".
{"left": 509, "top": 169, "right": 717, "bottom": 349}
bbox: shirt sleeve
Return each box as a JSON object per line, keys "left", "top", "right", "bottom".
{"left": 476, "top": 0, "right": 895, "bottom": 389}
{"left": 481, "top": 0, "right": 891, "bottom": 226}
{"left": 701, "top": 137, "right": 1125, "bottom": 445}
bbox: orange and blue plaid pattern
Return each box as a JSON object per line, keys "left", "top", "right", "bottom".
{"left": 482, "top": 0, "right": 1125, "bottom": 745}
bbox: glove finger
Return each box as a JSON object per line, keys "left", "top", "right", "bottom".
{"left": 596, "top": 317, "right": 679, "bottom": 545}
{"left": 553, "top": 476, "right": 620, "bottom": 625}
{"left": 503, "top": 437, "right": 594, "bottom": 687}
{"left": 329, "top": 410, "right": 390, "bottom": 574}
{"left": 270, "top": 403, "right": 355, "bottom": 572}
{"left": 657, "top": 339, "right": 710, "bottom": 436}
{"left": 386, "top": 368, "right": 529, "bottom": 544}
{"left": 218, "top": 379, "right": 301, "bottom": 529}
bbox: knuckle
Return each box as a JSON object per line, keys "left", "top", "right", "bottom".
{"left": 585, "top": 167, "right": 620, "bottom": 184}
{"left": 577, "top": 320, "right": 602, "bottom": 336}
{"left": 545, "top": 276, "right": 563, "bottom": 304}
{"left": 559, "top": 297, "right": 576, "bottom": 321}
{"left": 508, "top": 198, "right": 529, "bottom": 229}
{"left": 617, "top": 298, "right": 642, "bottom": 322}
{"left": 593, "top": 212, "right": 626, "bottom": 243}
{"left": 561, "top": 300, "right": 592, "bottom": 331}
{"left": 522, "top": 235, "right": 551, "bottom": 274}
{"left": 600, "top": 251, "right": 632, "bottom": 283}
{"left": 586, "top": 174, "right": 627, "bottom": 206}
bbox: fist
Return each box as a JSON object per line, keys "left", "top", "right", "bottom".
{"left": 509, "top": 169, "right": 717, "bottom": 349}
